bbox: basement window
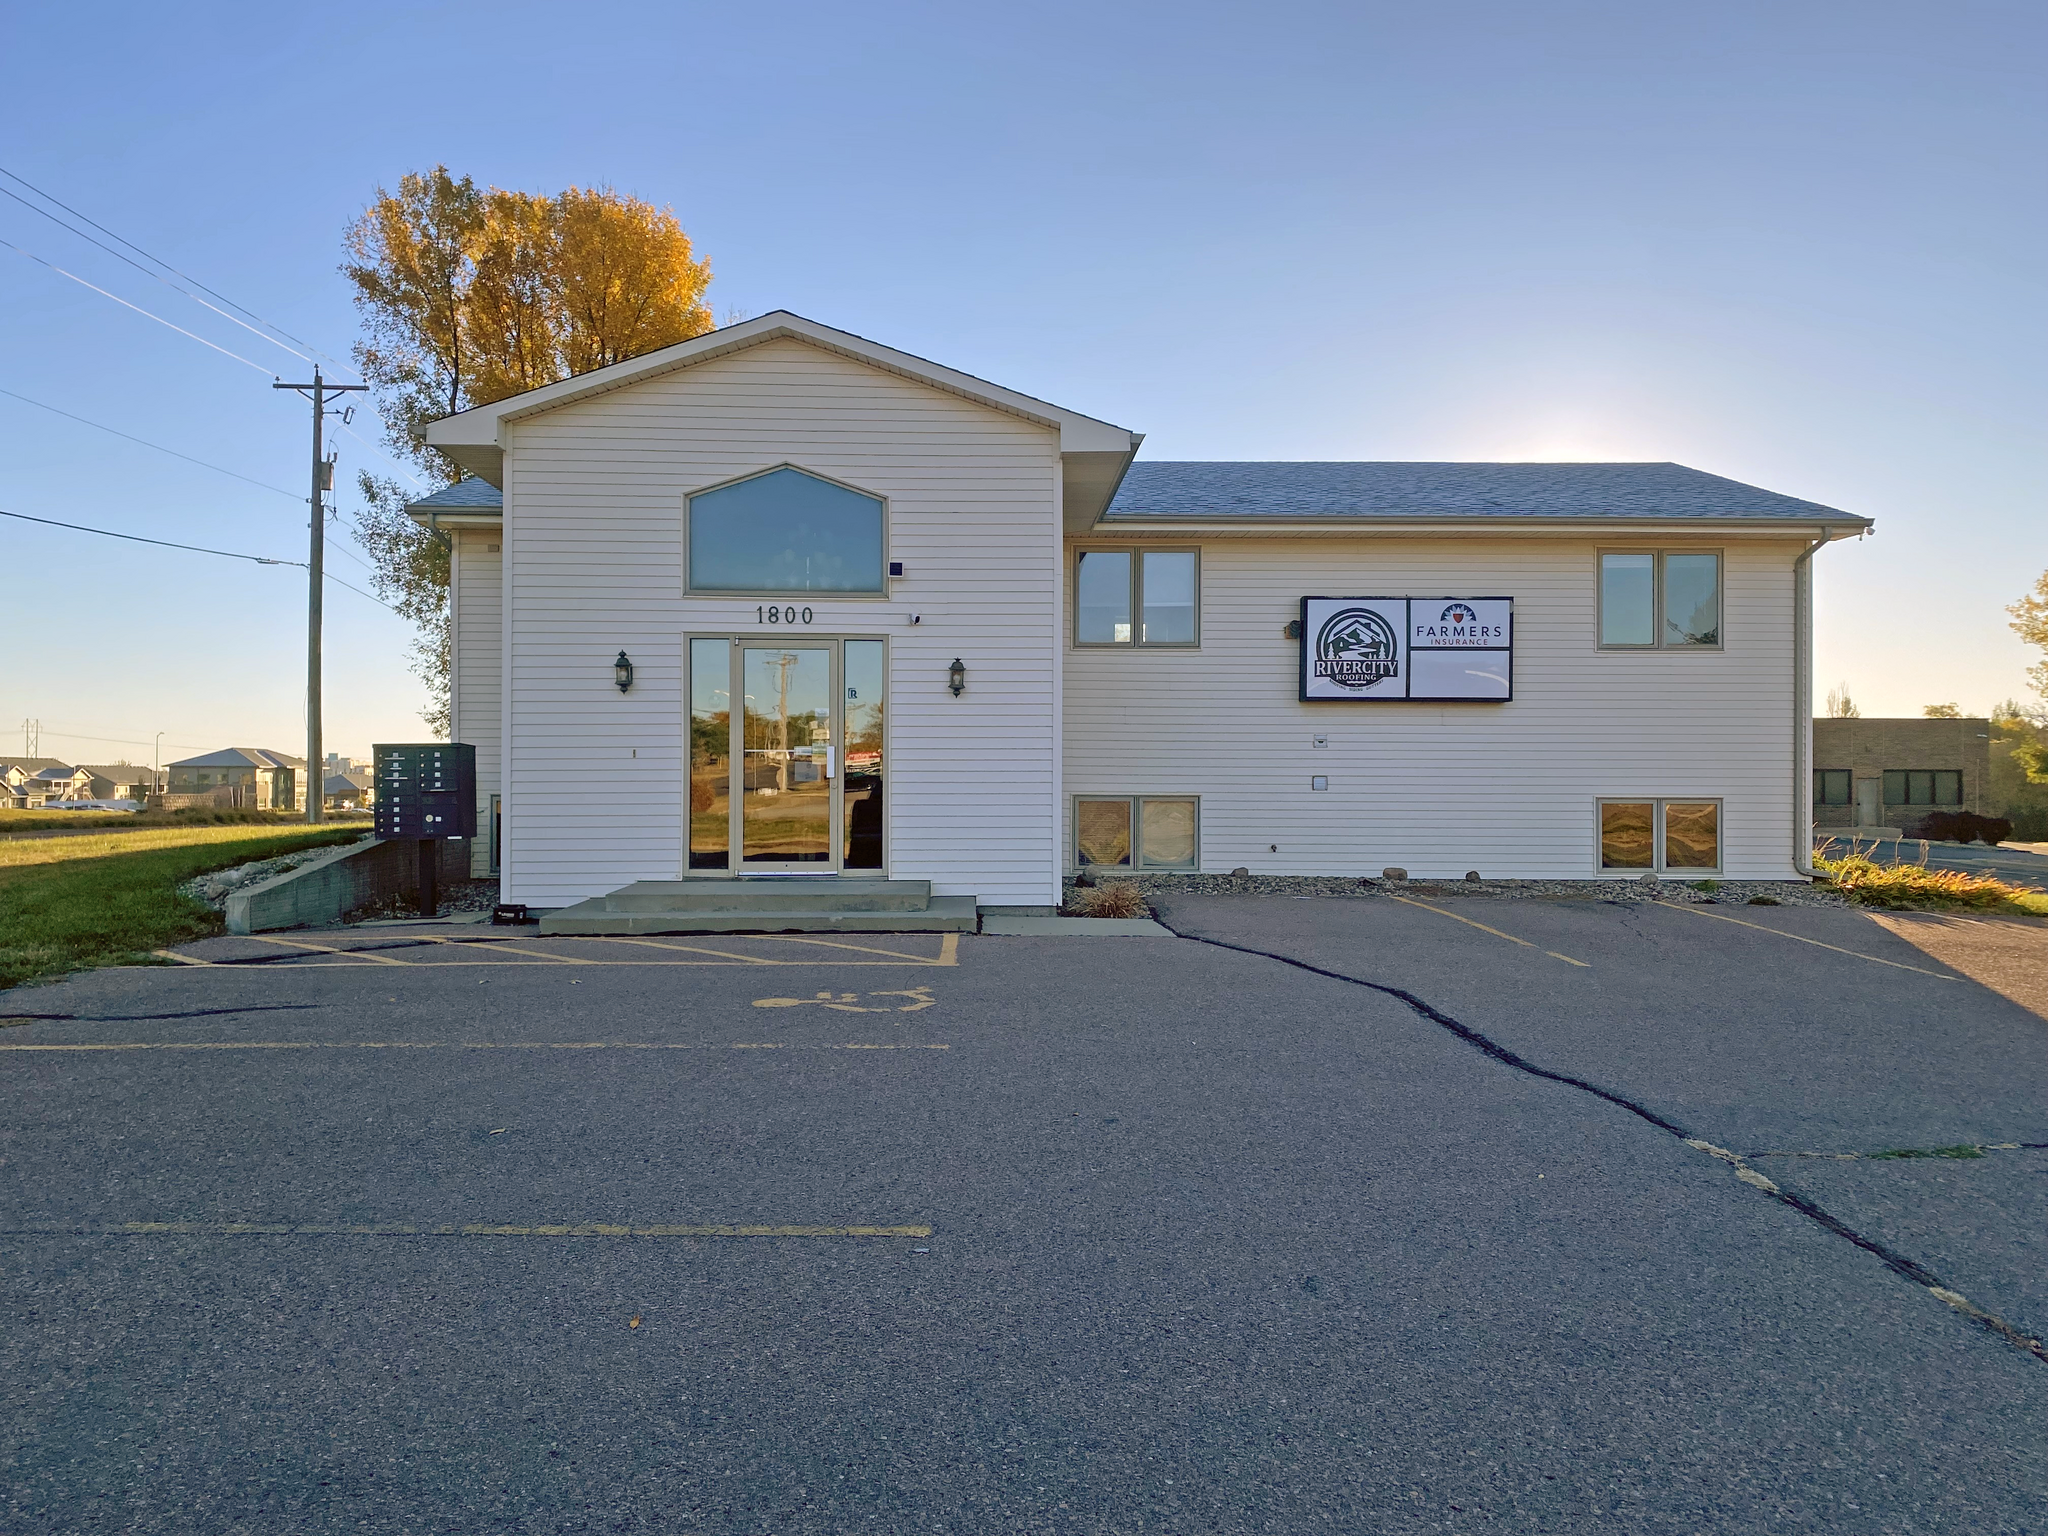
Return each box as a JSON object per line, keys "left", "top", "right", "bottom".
{"left": 1599, "top": 799, "right": 1721, "bottom": 873}
{"left": 1074, "top": 796, "right": 1199, "bottom": 870}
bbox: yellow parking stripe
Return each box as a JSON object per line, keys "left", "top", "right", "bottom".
{"left": 0, "top": 1041, "right": 951, "bottom": 1053}
{"left": 1386, "top": 894, "right": 1591, "bottom": 967}
{"left": 246, "top": 936, "right": 410, "bottom": 966}
{"left": 581, "top": 937, "right": 780, "bottom": 964}
{"left": 150, "top": 949, "right": 213, "bottom": 966}
{"left": 1, "top": 1222, "right": 931, "bottom": 1239}
{"left": 1655, "top": 902, "right": 1961, "bottom": 980}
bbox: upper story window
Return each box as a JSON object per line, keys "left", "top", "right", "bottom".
{"left": 1075, "top": 549, "right": 1199, "bottom": 646}
{"left": 687, "top": 466, "right": 885, "bottom": 595}
{"left": 1599, "top": 551, "right": 1721, "bottom": 648}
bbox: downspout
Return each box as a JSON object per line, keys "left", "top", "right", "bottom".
{"left": 1792, "top": 529, "right": 1829, "bottom": 878}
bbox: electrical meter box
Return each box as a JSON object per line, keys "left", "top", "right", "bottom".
{"left": 373, "top": 743, "right": 476, "bottom": 840}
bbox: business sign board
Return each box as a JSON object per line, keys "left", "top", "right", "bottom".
{"left": 1299, "top": 597, "right": 1513, "bottom": 702}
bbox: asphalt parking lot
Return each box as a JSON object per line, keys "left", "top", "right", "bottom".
{"left": 2, "top": 900, "right": 2044, "bottom": 1533}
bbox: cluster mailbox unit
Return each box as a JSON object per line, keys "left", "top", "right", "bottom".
{"left": 373, "top": 743, "right": 476, "bottom": 915}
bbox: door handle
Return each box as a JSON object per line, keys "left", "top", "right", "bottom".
{"left": 823, "top": 746, "right": 834, "bottom": 779}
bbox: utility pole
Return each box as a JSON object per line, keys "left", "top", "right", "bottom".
{"left": 274, "top": 368, "right": 366, "bottom": 822}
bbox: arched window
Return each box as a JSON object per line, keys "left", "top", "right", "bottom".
{"left": 687, "top": 466, "right": 885, "bottom": 594}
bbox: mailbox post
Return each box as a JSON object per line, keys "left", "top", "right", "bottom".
{"left": 374, "top": 744, "right": 477, "bottom": 917}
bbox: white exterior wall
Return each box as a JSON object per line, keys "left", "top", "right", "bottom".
{"left": 1063, "top": 535, "right": 1806, "bottom": 880}
{"left": 450, "top": 529, "right": 503, "bottom": 877}
{"left": 499, "top": 336, "right": 1062, "bottom": 908}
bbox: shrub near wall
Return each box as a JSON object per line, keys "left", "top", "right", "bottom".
{"left": 1907, "top": 810, "right": 2014, "bottom": 846}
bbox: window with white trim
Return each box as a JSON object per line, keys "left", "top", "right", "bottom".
{"left": 1598, "top": 551, "right": 1721, "bottom": 648}
{"left": 1599, "top": 798, "right": 1721, "bottom": 872}
{"left": 1074, "top": 796, "right": 1199, "bottom": 870}
{"left": 1074, "top": 549, "right": 1199, "bottom": 646}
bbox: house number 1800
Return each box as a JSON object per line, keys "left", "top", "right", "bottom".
{"left": 756, "top": 605, "right": 814, "bottom": 624}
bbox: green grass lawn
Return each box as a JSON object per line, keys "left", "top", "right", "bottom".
{"left": 0, "top": 825, "right": 361, "bottom": 992}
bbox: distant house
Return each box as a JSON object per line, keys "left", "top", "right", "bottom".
{"left": 76, "top": 764, "right": 155, "bottom": 801}
{"left": 163, "top": 748, "right": 306, "bottom": 811}
{"left": 324, "top": 771, "right": 371, "bottom": 810}
{"left": 0, "top": 758, "right": 93, "bottom": 807}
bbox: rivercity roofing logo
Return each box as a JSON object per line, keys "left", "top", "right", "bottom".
{"left": 1313, "top": 606, "right": 1400, "bottom": 689}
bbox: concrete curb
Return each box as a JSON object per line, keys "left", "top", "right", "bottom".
{"left": 979, "top": 915, "right": 1174, "bottom": 936}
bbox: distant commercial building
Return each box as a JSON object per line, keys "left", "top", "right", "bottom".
{"left": 1811, "top": 717, "right": 1992, "bottom": 835}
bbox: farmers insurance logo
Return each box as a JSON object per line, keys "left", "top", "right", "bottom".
{"left": 1314, "top": 607, "right": 1400, "bottom": 689}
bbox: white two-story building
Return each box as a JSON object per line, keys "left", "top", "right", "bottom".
{"left": 409, "top": 311, "right": 1869, "bottom": 922}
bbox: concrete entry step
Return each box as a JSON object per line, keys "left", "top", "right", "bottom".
{"left": 538, "top": 895, "right": 978, "bottom": 936}
{"left": 596, "top": 878, "right": 933, "bottom": 914}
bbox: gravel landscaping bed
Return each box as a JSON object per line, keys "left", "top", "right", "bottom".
{"left": 1066, "top": 871, "right": 1848, "bottom": 909}
{"left": 177, "top": 835, "right": 375, "bottom": 912}
{"left": 345, "top": 879, "right": 501, "bottom": 922}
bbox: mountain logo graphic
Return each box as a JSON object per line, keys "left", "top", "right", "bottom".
{"left": 1313, "top": 607, "right": 1400, "bottom": 689}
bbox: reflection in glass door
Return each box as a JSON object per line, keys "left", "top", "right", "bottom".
{"left": 741, "top": 646, "right": 833, "bottom": 866}
{"left": 687, "top": 638, "right": 886, "bottom": 874}
{"left": 842, "top": 641, "right": 885, "bottom": 868}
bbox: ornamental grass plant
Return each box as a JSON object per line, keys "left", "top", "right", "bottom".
{"left": 1813, "top": 840, "right": 2048, "bottom": 915}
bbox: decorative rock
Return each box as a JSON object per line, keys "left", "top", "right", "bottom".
{"left": 1464, "top": 870, "right": 1482, "bottom": 882}
{"left": 1229, "top": 866, "right": 1250, "bottom": 877}
{"left": 1382, "top": 867, "right": 1408, "bottom": 882}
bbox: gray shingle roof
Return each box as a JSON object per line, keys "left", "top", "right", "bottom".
{"left": 168, "top": 747, "right": 304, "bottom": 770}
{"left": 407, "top": 478, "right": 503, "bottom": 514}
{"left": 1104, "top": 461, "right": 1866, "bottom": 524}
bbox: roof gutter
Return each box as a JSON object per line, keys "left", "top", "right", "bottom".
{"left": 1792, "top": 528, "right": 1850, "bottom": 878}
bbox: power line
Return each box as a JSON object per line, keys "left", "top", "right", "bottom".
{"left": 0, "top": 505, "right": 292, "bottom": 563}
{"left": 0, "top": 236, "right": 276, "bottom": 376}
{"left": 0, "top": 163, "right": 352, "bottom": 373}
{"left": 0, "top": 506, "right": 399, "bottom": 612}
{"left": 25, "top": 726, "right": 213, "bottom": 753}
{"left": 0, "top": 183, "right": 317, "bottom": 369}
{"left": 0, "top": 385, "right": 301, "bottom": 500}
{"left": 0, "top": 386, "right": 387, "bottom": 577}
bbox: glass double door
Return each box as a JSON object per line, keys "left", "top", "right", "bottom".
{"left": 688, "top": 637, "right": 885, "bottom": 873}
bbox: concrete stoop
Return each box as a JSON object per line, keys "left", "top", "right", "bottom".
{"left": 537, "top": 878, "right": 978, "bottom": 935}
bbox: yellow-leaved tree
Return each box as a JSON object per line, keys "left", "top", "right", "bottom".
{"left": 341, "top": 168, "right": 714, "bottom": 731}
{"left": 2009, "top": 569, "right": 2048, "bottom": 784}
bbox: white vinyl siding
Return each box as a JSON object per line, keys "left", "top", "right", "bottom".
{"left": 500, "top": 336, "right": 1061, "bottom": 908}
{"left": 1064, "top": 536, "right": 1803, "bottom": 880}
{"left": 451, "top": 530, "right": 503, "bottom": 878}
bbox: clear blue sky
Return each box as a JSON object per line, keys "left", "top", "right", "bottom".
{"left": 3, "top": 0, "right": 2042, "bottom": 766}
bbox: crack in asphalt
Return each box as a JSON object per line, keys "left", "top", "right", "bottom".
{"left": 0, "top": 1005, "right": 322, "bottom": 1024}
{"left": 1151, "top": 915, "right": 2048, "bottom": 1367}
{"left": 1750, "top": 1142, "right": 2048, "bottom": 1161}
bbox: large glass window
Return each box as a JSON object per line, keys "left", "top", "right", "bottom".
{"left": 1813, "top": 769, "right": 1852, "bottom": 806}
{"left": 687, "top": 466, "right": 885, "bottom": 594}
{"left": 1074, "top": 796, "right": 1199, "bottom": 869}
{"left": 1074, "top": 549, "right": 1200, "bottom": 646}
{"left": 1600, "top": 798, "right": 1722, "bottom": 872}
{"left": 1599, "top": 552, "right": 1721, "bottom": 648}
{"left": 1883, "top": 770, "right": 1962, "bottom": 806}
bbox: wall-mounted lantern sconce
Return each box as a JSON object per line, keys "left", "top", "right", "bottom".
{"left": 947, "top": 658, "right": 966, "bottom": 697}
{"left": 614, "top": 650, "right": 635, "bottom": 693}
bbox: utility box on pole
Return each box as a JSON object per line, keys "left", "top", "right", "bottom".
{"left": 374, "top": 744, "right": 476, "bottom": 916}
